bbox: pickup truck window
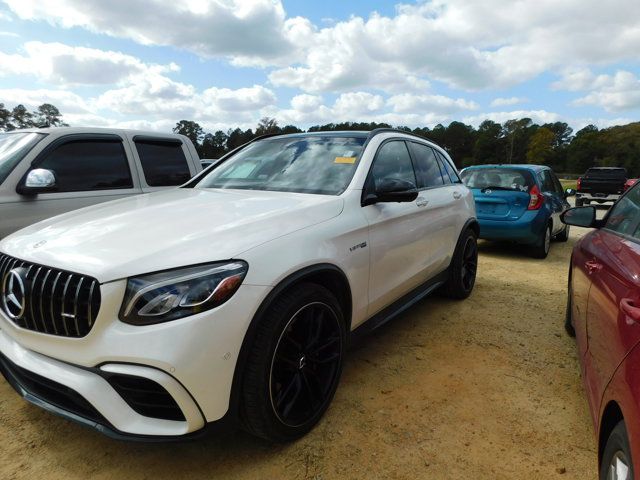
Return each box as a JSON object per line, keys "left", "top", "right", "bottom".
{"left": 0, "top": 132, "right": 46, "bottom": 184}
{"left": 37, "top": 139, "right": 133, "bottom": 192}
{"left": 135, "top": 140, "right": 191, "bottom": 186}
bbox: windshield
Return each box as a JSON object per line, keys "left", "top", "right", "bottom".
{"left": 461, "top": 167, "right": 534, "bottom": 192}
{"left": 196, "top": 136, "right": 366, "bottom": 195}
{"left": 0, "top": 132, "right": 46, "bottom": 184}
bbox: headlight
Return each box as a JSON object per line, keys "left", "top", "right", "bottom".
{"left": 119, "top": 261, "right": 248, "bottom": 325}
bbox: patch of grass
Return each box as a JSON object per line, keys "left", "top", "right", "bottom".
{"left": 560, "top": 179, "right": 577, "bottom": 191}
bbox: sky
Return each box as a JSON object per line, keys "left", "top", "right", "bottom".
{"left": 0, "top": 0, "right": 639, "bottom": 134}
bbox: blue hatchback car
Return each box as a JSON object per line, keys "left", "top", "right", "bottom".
{"left": 460, "top": 165, "right": 572, "bottom": 258}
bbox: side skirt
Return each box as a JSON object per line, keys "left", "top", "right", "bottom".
{"left": 351, "top": 268, "right": 450, "bottom": 339}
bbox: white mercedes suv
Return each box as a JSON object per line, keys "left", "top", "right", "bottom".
{"left": 0, "top": 129, "right": 478, "bottom": 442}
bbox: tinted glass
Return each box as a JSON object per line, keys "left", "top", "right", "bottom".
{"left": 38, "top": 140, "right": 132, "bottom": 192}
{"left": 136, "top": 141, "right": 191, "bottom": 186}
{"left": 436, "top": 151, "right": 461, "bottom": 183}
{"left": 370, "top": 141, "right": 416, "bottom": 188}
{"left": 408, "top": 142, "right": 444, "bottom": 188}
{"left": 198, "top": 136, "right": 365, "bottom": 195}
{"left": 461, "top": 168, "right": 534, "bottom": 192}
{"left": 539, "top": 171, "right": 556, "bottom": 193}
{"left": 0, "top": 132, "right": 46, "bottom": 184}
{"left": 605, "top": 185, "right": 640, "bottom": 238}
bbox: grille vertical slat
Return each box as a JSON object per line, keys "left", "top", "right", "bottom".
{"left": 39, "top": 269, "right": 52, "bottom": 334}
{"left": 0, "top": 254, "right": 100, "bottom": 338}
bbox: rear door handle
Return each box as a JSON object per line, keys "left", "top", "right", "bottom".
{"left": 585, "top": 260, "right": 602, "bottom": 274}
{"left": 453, "top": 191, "right": 462, "bottom": 199}
{"left": 620, "top": 298, "right": 640, "bottom": 324}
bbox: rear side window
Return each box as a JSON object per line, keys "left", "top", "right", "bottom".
{"left": 539, "top": 171, "right": 557, "bottom": 193}
{"left": 37, "top": 139, "right": 133, "bottom": 192}
{"left": 436, "top": 151, "right": 460, "bottom": 184}
{"left": 605, "top": 185, "right": 640, "bottom": 238}
{"left": 408, "top": 142, "right": 444, "bottom": 188}
{"left": 135, "top": 140, "right": 191, "bottom": 186}
{"left": 461, "top": 168, "right": 534, "bottom": 192}
{"left": 370, "top": 141, "right": 416, "bottom": 187}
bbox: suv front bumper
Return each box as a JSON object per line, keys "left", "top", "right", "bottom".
{"left": 0, "top": 283, "right": 271, "bottom": 438}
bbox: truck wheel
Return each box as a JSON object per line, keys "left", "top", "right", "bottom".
{"left": 240, "top": 283, "right": 346, "bottom": 442}
{"left": 442, "top": 229, "right": 478, "bottom": 299}
{"left": 600, "top": 421, "right": 634, "bottom": 480}
{"left": 531, "top": 224, "right": 551, "bottom": 259}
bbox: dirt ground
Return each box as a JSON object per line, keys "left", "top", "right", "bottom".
{"left": 0, "top": 226, "right": 598, "bottom": 480}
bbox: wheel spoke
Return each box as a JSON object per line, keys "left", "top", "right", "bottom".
{"left": 275, "top": 373, "right": 300, "bottom": 409}
{"left": 301, "top": 370, "right": 322, "bottom": 409}
{"left": 309, "top": 335, "right": 340, "bottom": 356}
{"left": 281, "top": 375, "right": 303, "bottom": 419}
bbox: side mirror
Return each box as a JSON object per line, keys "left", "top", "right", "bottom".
{"left": 18, "top": 168, "right": 57, "bottom": 195}
{"left": 564, "top": 188, "right": 576, "bottom": 198}
{"left": 363, "top": 178, "right": 418, "bottom": 206}
{"left": 561, "top": 206, "right": 597, "bottom": 228}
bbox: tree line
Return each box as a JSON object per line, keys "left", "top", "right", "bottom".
{"left": 1, "top": 103, "right": 637, "bottom": 175}
{"left": 0, "top": 103, "right": 68, "bottom": 130}
{"left": 175, "top": 117, "right": 640, "bottom": 176}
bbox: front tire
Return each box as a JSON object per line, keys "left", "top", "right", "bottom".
{"left": 531, "top": 224, "right": 551, "bottom": 259}
{"left": 600, "top": 421, "right": 634, "bottom": 480}
{"left": 565, "top": 284, "right": 576, "bottom": 337}
{"left": 443, "top": 229, "right": 478, "bottom": 299}
{"left": 240, "top": 283, "right": 346, "bottom": 442}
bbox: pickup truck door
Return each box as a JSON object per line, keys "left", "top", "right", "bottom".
{"left": 127, "top": 135, "right": 201, "bottom": 193}
{"left": 0, "top": 134, "right": 143, "bottom": 237}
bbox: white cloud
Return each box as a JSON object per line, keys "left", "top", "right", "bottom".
{"left": 0, "top": 88, "right": 91, "bottom": 114}
{"left": 388, "top": 93, "right": 478, "bottom": 114}
{"left": 290, "top": 94, "right": 323, "bottom": 113}
{"left": 462, "top": 110, "right": 563, "bottom": 127}
{"left": 554, "top": 69, "right": 640, "bottom": 112}
{"left": 0, "top": 41, "right": 178, "bottom": 86}
{"left": 3, "top": 0, "right": 295, "bottom": 61}
{"left": 334, "top": 92, "right": 385, "bottom": 115}
{"left": 490, "top": 97, "right": 528, "bottom": 107}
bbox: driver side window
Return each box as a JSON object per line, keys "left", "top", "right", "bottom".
{"left": 370, "top": 141, "right": 416, "bottom": 189}
{"left": 605, "top": 186, "right": 640, "bottom": 238}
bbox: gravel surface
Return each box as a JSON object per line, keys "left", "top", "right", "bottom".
{"left": 0, "top": 226, "right": 598, "bottom": 479}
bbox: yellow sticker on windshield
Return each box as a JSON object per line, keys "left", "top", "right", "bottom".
{"left": 335, "top": 156, "right": 356, "bottom": 164}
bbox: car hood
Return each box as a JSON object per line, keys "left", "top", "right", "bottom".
{"left": 0, "top": 188, "right": 344, "bottom": 283}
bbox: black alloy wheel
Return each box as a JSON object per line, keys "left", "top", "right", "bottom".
{"left": 269, "top": 302, "right": 342, "bottom": 427}
{"left": 460, "top": 236, "right": 478, "bottom": 292}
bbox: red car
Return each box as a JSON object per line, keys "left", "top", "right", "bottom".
{"left": 563, "top": 182, "right": 640, "bottom": 480}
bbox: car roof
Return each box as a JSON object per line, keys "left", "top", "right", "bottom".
{"left": 5, "top": 126, "right": 188, "bottom": 138}
{"left": 462, "top": 164, "right": 549, "bottom": 172}
{"left": 260, "top": 131, "right": 371, "bottom": 140}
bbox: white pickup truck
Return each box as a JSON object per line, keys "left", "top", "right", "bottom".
{"left": 0, "top": 127, "right": 202, "bottom": 237}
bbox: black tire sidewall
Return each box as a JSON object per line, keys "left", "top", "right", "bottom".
{"left": 600, "top": 421, "right": 634, "bottom": 480}
{"left": 240, "top": 283, "right": 346, "bottom": 442}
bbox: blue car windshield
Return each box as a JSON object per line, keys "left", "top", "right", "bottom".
{"left": 196, "top": 136, "right": 366, "bottom": 195}
{"left": 461, "top": 168, "right": 534, "bottom": 192}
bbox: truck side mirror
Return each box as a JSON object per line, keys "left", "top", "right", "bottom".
{"left": 17, "top": 168, "right": 57, "bottom": 195}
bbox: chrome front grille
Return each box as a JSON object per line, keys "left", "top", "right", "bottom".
{"left": 0, "top": 253, "right": 100, "bottom": 337}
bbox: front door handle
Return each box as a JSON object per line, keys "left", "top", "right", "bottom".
{"left": 621, "top": 298, "right": 640, "bottom": 324}
{"left": 416, "top": 198, "right": 429, "bottom": 207}
{"left": 585, "top": 260, "right": 602, "bottom": 274}
{"left": 453, "top": 191, "right": 462, "bottom": 200}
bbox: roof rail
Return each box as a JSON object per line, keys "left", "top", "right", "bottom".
{"left": 365, "top": 128, "right": 445, "bottom": 148}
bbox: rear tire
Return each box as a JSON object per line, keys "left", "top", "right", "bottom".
{"left": 556, "top": 224, "right": 570, "bottom": 242}
{"left": 240, "top": 283, "right": 346, "bottom": 442}
{"left": 531, "top": 224, "right": 551, "bottom": 259}
{"left": 600, "top": 421, "right": 634, "bottom": 480}
{"left": 443, "top": 229, "right": 478, "bottom": 299}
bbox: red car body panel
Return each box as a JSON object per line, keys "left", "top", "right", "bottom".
{"left": 571, "top": 208, "right": 640, "bottom": 471}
